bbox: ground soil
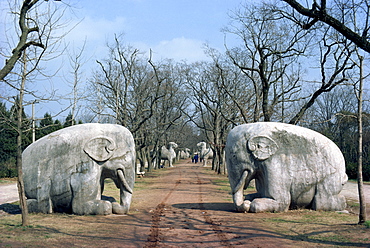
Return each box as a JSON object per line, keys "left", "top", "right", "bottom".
{"left": 0, "top": 159, "right": 369, "bottom": 247}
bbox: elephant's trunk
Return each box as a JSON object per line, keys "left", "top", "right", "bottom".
{"left": 117, "top": 169, "right": 133, "bottom": 194}
{"left": 232, "top": 170, "right": 251, "bottom": 212}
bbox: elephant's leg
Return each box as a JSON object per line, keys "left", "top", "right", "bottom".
{"left": 202, "top": 158, "right": 207, "bottom": 167}
{"left": 71, "top": 180, "right": 113, "bottom": 215}
{"left": 312, "top": 182, "right": 347, "bottom": 211}
{"left": 30, "top": 180, "right": 53, "bottom": 213}
{"left": 26, "top": 198, "right": 53, "bottom": 213}
{"left": 112, "top": 169, "right": 133, "bottom": 214}
{"left": 249, "top": 183, "right": 291, "bottom": 212}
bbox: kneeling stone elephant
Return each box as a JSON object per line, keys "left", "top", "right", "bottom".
{"left": 226, "top": 122, "right": 348, "bottom": 213}
{"left": 23, "top": 123, "right": 136, "bottom": 215}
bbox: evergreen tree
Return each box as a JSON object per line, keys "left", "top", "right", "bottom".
{"left": 37, "top": 113, "right": 62, "bottom": 139}
{"left": 63, "top": 112, "right": 75, "bottom": 128}
{"left": 0, "top": 102, "right": 17, "bottom": 177}
{"left": 0, "top": 100, "right": 31, "bottom": 177}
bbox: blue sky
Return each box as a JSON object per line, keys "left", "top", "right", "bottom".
{"left": 0, "top": 0, "right": 245, "bottom": 118}
{"left": 66, "top": 0, "right": 243, "bottom": 62}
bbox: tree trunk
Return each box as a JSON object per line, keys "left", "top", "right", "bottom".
{"left": 357, "top": 56, "right": 367, "bottom": 224}
{"left": 17, "top": 53, "right": 29, "bottom": 225}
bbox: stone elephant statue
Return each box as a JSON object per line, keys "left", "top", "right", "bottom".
{"left": 160, "top": 142, "right": 178, "bottom": 167}
{"left": 225, "top": 122, "right": 348, "bottom": 213}
{"left": 22, "top": 123, "right": 136, "bottom": 215}
{"left": 197, "top": 142, "right": 213, "bottom": 167}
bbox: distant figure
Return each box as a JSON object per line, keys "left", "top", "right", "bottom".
{"left": 194, "top": 153, "right": 199, "bottom": 163}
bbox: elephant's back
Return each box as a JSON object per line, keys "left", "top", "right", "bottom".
{"left": 229, "top": 122, "right": 342, "bottom": 153}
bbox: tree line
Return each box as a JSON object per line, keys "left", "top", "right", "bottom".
{"left": 1, "top": 0, "right": 370, "bottom": 179}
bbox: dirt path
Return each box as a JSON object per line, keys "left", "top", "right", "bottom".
{"left": 1, "top": 160, "right": 369, "bottom": 247}
{"left": 138, "top": 161, "right": 290, "bottom": 247}
{"left": 0, "top": 183, "right": 18, "bottom": 204}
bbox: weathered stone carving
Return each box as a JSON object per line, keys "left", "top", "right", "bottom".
{"left": 179, "top": 148, "right": 191, "bottom": 159}
{"left": 197, "top": 142, "right": 213, "bottom": 167}
{"left": 160, "top": 142, "right": 178, "bottom": 167}
{"left": 22, "top": 123, "right": 136, "bottom": 215}
{"left": 226, "top": 122, "right": 348, "bottom": 213}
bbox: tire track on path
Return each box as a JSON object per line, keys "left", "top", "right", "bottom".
{"left": 196, "top": 171, "right": 233, "bottom": 248}
{"left": 144, "top": 168, "right": 182, "bottom": 248}
{"left": 144, "top": 164, "right": 233, "bottom": 247}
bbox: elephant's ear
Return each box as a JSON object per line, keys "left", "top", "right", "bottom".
{"left": 84, "top": 136, "right": 116, "bottom": 162}
{"left": 248, "top": 136, "right": 278, "bottom": 161}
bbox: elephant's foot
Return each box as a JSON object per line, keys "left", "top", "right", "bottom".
{"left": 312, "top": 194, "right": 347, "bottom": 211}
{"left": 249, "top": 198, "right": 286, "bottom": 213}
{"left": 73, "top": 200, "right": 112, "bottom": 215}
{"left": 235, "top": 200, "right": 251, "bottom": 212}
{"left": 112, "top": 202, "right": 129, "bottom": 214}
{"left": 26, "top": 199, "right": 43, "bottom": 213}
{"left": 27, "top": 198, "right": 53, "bottom": 213}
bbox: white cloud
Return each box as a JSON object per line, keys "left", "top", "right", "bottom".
{"left": 64, "top": 16, "right": 128, "bottom": 57}
{"left": 142, "top": 37, "right": 210, "bottom": 63}
{"left": 76, "top": 16, "right": 127, "bottom": 40}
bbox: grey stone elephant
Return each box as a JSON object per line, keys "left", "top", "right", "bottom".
{"left": 22, "top": 123, "right": 136, "bottom": 215}
{"left": 197, "top": 142, "right": 213, "bottom": 167}
{"left": 160, "top": 142, "right": 178, "bottom": 167}
{"left": 225, "top": 122, "right": 348, "bottom": 213}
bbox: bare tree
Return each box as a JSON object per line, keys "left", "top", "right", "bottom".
{"left": 0, "top": 0, "right": 62, "bottom": 81}
{"left": 271, "top": 0, "right": 368, "bottom": 224}
{"left": 89, "top": 36, "right": 189, "bottom": 171}
{"left": 225, "top": 2, "right": 308, "bottom": 122}
{"left": 65, "top": 39, "right": 88, "bottom": 125}
{"left": 289, "top": 28, "right": 356, "bottom": 124}
{"left": 282, "top": 0, "right": 370, "bottom": 53}
{"left": 356, "top": 55, "right": 367, "bottom": 224}
{"left": 184, "top": 56, "right": 242, "bottom": 174}
{"left": 0, "top": 0, "right": 69, "bottom": 226}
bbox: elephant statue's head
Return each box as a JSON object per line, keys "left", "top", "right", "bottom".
{"left": 83, "top": 135, "right": 135, "bottom": 214}
{"left": 226, "top": 125, "right": 280, "bottom": 212}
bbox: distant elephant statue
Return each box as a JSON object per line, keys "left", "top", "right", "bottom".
{"left": 160, "top": 142, "right": 178, "bottom": 167}
{"left": 225, "top": 122, "right": 348, "bottom": 213}
{"left": 22, "top": 123, "right": 136, "bottom": 215}
{"left": 197, "top": 142, "right": 213, "bottom": 167}
{"left": 179, "top": 148, "right": 191, "bottom": 159}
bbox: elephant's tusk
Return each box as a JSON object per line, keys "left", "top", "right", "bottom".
{"left": 232, "top": 170, "right": 249, "bottom": 194}
{"left": 117, "top": 169, "right": 133, "bottom": 194}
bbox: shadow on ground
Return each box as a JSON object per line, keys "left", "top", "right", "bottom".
{"left": 0, "top": 203, "right": 21, "bottom": 215}
{"left": 172, "top": 202, "right": 235, "bottom": 212}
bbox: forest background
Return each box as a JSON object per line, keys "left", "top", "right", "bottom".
{"left": 1, "top": 0, "right": 370, "bottom": 182}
